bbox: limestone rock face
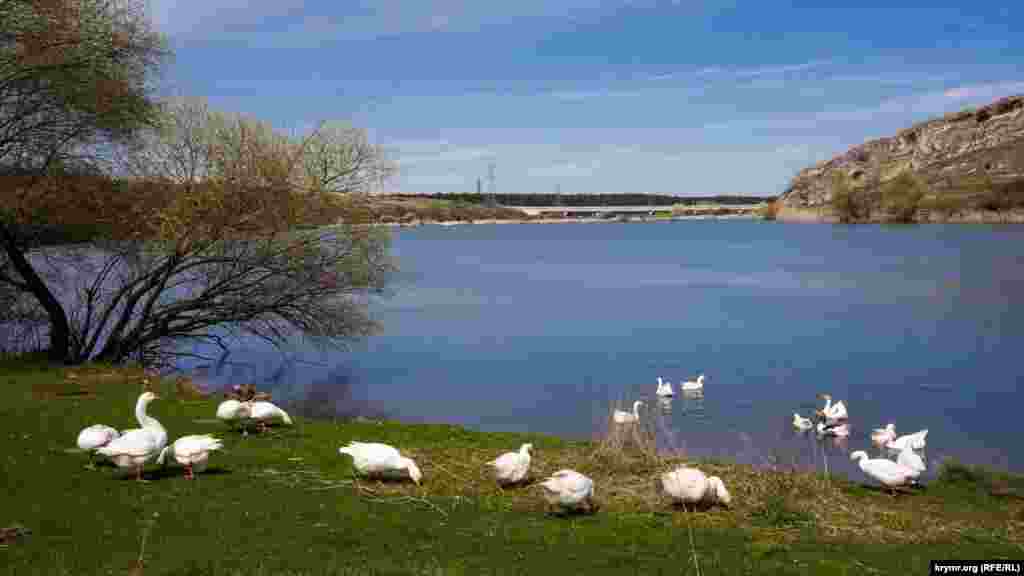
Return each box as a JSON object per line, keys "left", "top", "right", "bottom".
{"left": 778, "top": 95, "right": 1024, "bottom": 214}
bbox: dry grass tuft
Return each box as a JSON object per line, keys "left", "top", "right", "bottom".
{"left": 33, "top": 365, "right": 150, "bottom": 400}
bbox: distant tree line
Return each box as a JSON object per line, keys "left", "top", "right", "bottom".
{"left": 383, "top": 193, "right": 776, "bottom": 207}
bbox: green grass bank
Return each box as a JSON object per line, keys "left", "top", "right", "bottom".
{"left": 2, "top": 358, "right": 1022, "bottom": 575}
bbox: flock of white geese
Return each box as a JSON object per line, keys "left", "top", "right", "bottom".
{"left": 793, "top": 393, "right": 929, "bottom": 493}
{"left": 74, "top": 387, "right": 732, "bottom": 513}
{"left": 74, "top": 377, "right": 926, "bottom": 511}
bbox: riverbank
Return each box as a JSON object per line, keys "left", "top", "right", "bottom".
{"left": 2, "top": 358, "right": 1022, "bottom": 574}
{"left": 377, "top": 213, "right": 761, "bottom": 227}
{"left": 775, "top": 203, "right": 1024, "bottom": 224}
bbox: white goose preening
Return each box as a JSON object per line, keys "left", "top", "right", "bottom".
{"left": 850, "top": 450, "right": 916, "bottom": 494}
{"left": 659, "top": 466, "right": 731, "bottom": 507}
{"left": 871, "top": 423, "right": 897, "bottom": 447}
{"left": 216, "top": 399, "right": 252, "bottom": 431}
{"left": 816, "top": 393, "right": 848, "bottom": 422}
{"left": 96, "top": 392, "right": 167, "bottom": 481}
{"left": 538, "top": 469, "right": 595, "bottom": 513}
{"left": 338, "top": 441, "right": 422, "bottom": 484}
{"left": 886, "top": 429, "right": 928, "bottom": 451}
{"left": 612, "top": 401, "right": 644, "bottom": 424}
{"left": 76, "top": 425, "right": 121, "bottom": 468}
{"left": 655, "top": 377, "right": 674, "bottom": 397}
{"left": 680, "top": 374, "right": 705, "bottom": 392}
{"left": 896, "top": 447, "right": 926, "bottom": 480}
{"left": 157, "top": 434, "right": 224, "bottom": 480}
{"left": 248, "top": 401, "right": 293, "bottom": 432}
{"left": 488, "top": 443, "right": 532, "bottom": 486}
{"left": 792, "top": 413, "right": 813, "bottom": 431}
{"left": 816, "top": 420, "right": 850, "bottom": 437}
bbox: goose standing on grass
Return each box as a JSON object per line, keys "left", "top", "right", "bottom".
{"left": 896, "top": 447, "right": 926, "bottom": 480}
{"left": 538, "top": 469, "right": 595, "bottom": 513}
{"left": 96, "top": 392, "right": 167, "bottom": 481}
{"left": 216, "top": 399, "right": 252, "bottom": 431}
{"left": 613, "top": 401, "right": 644, "bottom": 424}
{"left": 158, "top": 435, "right": 224, "bottom": 479}
{"left": 76, "top": 425, "right": 121, "bottom": 469}
{"left": 792, "top": 413, "right": 814, "bottom": 431}
{"left": 816, "top": 420, "right": 850, "bottom": 437}
{"left": 681, "top": 374, "right": 705, "bottom": 392}
{"left": 338, "top": 442, "right": 422, "bottom": 484}
{"left": 248, "top": 401, "right": 292, "bottom": 432}
{"left": 871, "top": 423, "right": 897, "bottom": 447}
{"left": 850, "top": 450, "right": 916, "bottom": 494}
{"left": 816, "top": 394, "right": 848, "bottom": 422}
{"left": 656, "top": 377, "right": 674, "bottom": 397}
{"left": 488, "top": 443, "right": 532, "bottom": 486}
{"left": 659, "top": 466, "right": 732, "bottom": 507}
{"left": 886, "top": 429, "right": 928, "bottom": 451}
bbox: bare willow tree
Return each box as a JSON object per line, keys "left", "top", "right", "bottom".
{"left": 1, "top": 0, "right": 168, "bottom": 362}
{"left": 44, "top": 98, "right": 396, "bottom": 367}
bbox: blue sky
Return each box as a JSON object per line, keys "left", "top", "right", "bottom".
{"left": 150, "top": 0, "right": 1023, "bottom": 196}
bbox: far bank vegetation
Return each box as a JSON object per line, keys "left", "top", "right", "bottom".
{"left": 829, "top": 148, "right": 1024, "bottom": 223}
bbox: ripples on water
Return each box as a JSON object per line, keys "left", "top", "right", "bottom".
{"left": 179, "top": 221, "right": 1024, "bottom": 481}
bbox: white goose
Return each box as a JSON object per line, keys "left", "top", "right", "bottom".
{"left": 886, "top": 429, "right": 928, "bottom": 451}
{"left": 656, "top": 377, "right": 674, "bottom": 397}
{"left": 338, "top": 442, "right": 422, "bottom": 484}
{"left": 792, "top": 413, "right": 814, "bottom": 431}
{"left": 816, "top": 420, "right": 850, "bottom": 437}
{"left": 850, "top": 450, "right": 916, "bottom": 494}
{"left": 659, "top": 466, "right": 732, "bottom": 507}
{"left": 157, "top": 434, "right": 224, "bottom": 479}
{"left": 817, "top": 394, "right": 848, "bottom": 422}
{"left": 681, "top": 374, "right": 705, "bottom": 392}
{"left": 216, "top": 399, "right": 252, "bottom": 430}
{"left": 538, "top": 469, "right": 595, "bottom": 513}
{"left": 248, "top": 401, "right": 293, "bottom": 432}
{"left": 488, "top": 443, "right": 532, "bottom": 486}
{"left": 871, "top": 423, "right": 897, "bottom": 447}
{"left": 896, "top": 447, "right": 926, "bottom": 479}
{"left": 612, "top": 401, "right": 644, "bottom": 424}
{"left": 76, "top": 424, "right": 121, "bottom": 468}
{"left": 96, "top": 392, "right": 167, "bottom": 481}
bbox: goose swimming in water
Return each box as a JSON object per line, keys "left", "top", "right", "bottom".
{"left": 792, "top": 413, "right": 814, "bottom": 431}
{"left": 681, "top": 374, "right": 705, "bottom": 392}
{"left": 816, "top": 393, "right": 848, "bottom": 422}
{"left": 816, "top": 420, "right": 850, "bottom": 437}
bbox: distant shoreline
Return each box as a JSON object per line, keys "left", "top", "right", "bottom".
{"left": 376, "top": 213, "right": 761, "bottom": 227}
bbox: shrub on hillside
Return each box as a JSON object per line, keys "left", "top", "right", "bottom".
{"left": 881, "top": 172, "right": 928, "bottom": 223}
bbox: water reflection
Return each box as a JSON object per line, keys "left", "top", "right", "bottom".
{"left": 677, "top": 389, "right": 705, "bottom": 419}
{"left": 657, "top": 396, "right": 673, "bottom": 414}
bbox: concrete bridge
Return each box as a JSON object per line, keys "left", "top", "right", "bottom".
{"left": 512, "top": 204, "right": 763, "bottom": 218}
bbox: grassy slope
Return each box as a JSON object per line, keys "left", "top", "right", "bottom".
{"left": 1, "top": 359, "right": 1022, "bottom": 575}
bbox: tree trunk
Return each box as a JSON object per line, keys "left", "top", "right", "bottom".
{"left": 0, "top": 225, "right": 73, "bottom": 364}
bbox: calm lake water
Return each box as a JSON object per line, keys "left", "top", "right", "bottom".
{"left": 185, "top": 220, "right": 1024, "bottom": 481}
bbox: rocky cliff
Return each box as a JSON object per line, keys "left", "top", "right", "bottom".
{"left": 777, "top": 95, "right": 1024, "bottom": 222}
